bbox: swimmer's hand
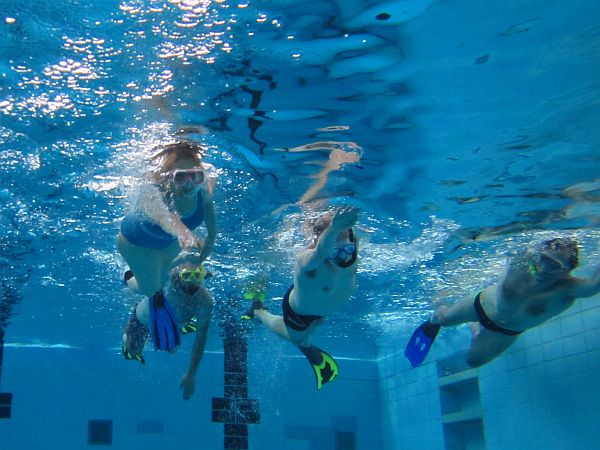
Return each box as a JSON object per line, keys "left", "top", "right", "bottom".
{"left": 331, "top": 205, "right": 359, "bottom": 229}
{"left": 178, "top": 229, "right": 203, "bottom": 250}
{"left": 180, "top": 371, "right": 196, "bottom": 400}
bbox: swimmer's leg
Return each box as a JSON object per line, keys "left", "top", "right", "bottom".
{"left": 254, "top": 310, "right": 292, "bottom": 341}
{"left": 432, "top": 294, "right": 478, "bottom": 327}
{"left": 117, "top": 234, "right": 179, "bottom": 296}
{"left": 467, "top": 328, "right": 519, "bottom": 368}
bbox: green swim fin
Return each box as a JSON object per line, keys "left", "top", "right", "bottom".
{"left": 298, "top": 345, "right": 339, "bottom": 390}
{"left": 122, "top": 345, "right": 145, "bottom": 365}
{"left": 181, "top": 317, "right": 198, "bottom": 334}
{"left": 241, "top": 282, "right": 267, "bottom": 320}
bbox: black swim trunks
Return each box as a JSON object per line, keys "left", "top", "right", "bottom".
{"left": 473, "top": 292, "right": 523, "bottom": 336}
{"left": 282, "top": 285, "right": 324, "bottom": 332}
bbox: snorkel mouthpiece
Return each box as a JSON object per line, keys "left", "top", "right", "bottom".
{"left": 528, "top": 260, "right": 539, "bottom": 276}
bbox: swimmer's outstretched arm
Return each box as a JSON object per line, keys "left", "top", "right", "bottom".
{"left": 180, "top": 290, "right": 212, "bottom": 400}
{"left": 198, "top": 199, "right": 216, "bottom": 262}
{"left": 297, "top": 206, "right": 359, "bottom": 272}
{"left": 499, "top": 253, "right": 532, "bottom": 295}
{"left": 138, "top": 184, "right": 199, "bottom": 248}
{"left": 570, "top": 268, "right": 600, "bottom": 299}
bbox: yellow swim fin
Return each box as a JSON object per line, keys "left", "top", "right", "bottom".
{"left": 241, "top": 278, "right": 268, "bottom": 320}
{"left": 299, "top": 345, "right": 339, "bottom": 390}
{"left": 122, "top": 345, "right": 145, "bottom": 365}
{"left": 181, "top": 317, "right": 198, "bottom": 334}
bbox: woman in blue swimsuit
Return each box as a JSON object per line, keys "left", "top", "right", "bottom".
{"left": 117, "top": 141, "right": 217, "bottom": 299}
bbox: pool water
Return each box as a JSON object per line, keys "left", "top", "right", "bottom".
{"left": 1, "top": 1, "right": 599, "bottom": 449}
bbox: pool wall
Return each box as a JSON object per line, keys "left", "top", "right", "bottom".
{"left": 379, "top": 295, "right": 600, "bottom": 450}
{"left": 2, "top": 296, "right": 599, "bottom": 450}
{"left": 0, "top": 340, "right": 381, "bottom": 450}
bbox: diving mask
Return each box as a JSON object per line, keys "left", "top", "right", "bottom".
{"left": 179, "top": 266, "right": 207, "bottom": 284}
{"left": 528, "top": 253, "right": 567, "bottom": 277}
{"left": 171, "top": 168, "right": 205, "bottom": 190}
{"left": 328, "top": 242, "right": 357, "bottom": 264}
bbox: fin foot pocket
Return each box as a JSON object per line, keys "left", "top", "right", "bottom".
{"left": 122, "top": 346, "right": 145, "bottom": 365}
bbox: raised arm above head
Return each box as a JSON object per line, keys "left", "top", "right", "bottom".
{"left": 503, "top": 237, "right": 582, "bottom": 294}
{"left": 296, "top": 205, "right": 359, "bottom": 272}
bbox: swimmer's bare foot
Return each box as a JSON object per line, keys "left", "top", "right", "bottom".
{"left": 430, "top": 305, "right": 449, "bottom": 325}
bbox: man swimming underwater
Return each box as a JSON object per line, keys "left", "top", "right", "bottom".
{"left": 242, "top": 205, "right": 359, "bottom": 390}
{"left": 405, "top": 237, "right": 600, "bottom": 368}
{"left": 122, "top": 249, "right": 212, "bottom": 400}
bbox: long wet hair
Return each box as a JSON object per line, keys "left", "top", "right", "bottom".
{"left": 150, "top": 141, "right": 206, "bottom": 178}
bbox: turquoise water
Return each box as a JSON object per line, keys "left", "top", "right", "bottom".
{"left": 1, "top": 1, "right": 599, "bottom": 449}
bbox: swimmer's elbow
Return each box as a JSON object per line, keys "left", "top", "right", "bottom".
{"left": 574, "top": 276, "right": 600, "bottom": 299}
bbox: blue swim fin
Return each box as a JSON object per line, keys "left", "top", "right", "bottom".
{"left": 298, "top": 345, "right": 339, "bottom": 390}
{"left": 404, "top": 320, "right": 440, "bottom": 367}
{"left": 149, "top": 292, "right": 180, "bottom": 351}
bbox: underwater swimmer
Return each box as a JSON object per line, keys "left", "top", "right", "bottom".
{"left": 243, "top": 205, "right": 359, "bottom": 389}
{"left": 118, "top": 140, "right": 216, "bottom": 299}
{"left": 122, "top": 249, "right": 213, "bottom": 400}
{"left": 406, "top": 237, "right": 600, "bottom": 368}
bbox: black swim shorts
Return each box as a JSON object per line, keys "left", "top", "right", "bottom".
{"left": 473, "top": 292, "right": 523, "bottom": 336}
{"left": 282, "top": 285, "right": 324, "bottom": 332}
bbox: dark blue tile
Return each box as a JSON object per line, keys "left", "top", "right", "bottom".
{"left": 212, "top": 397, "right": 230, "bottom": 410}
{"left": 225, "top": 383, "right": 248, "bottom": 398}
{"left": 225, "top": 423, "right": 248, "bottom": 437}
{"left": 224, "top": 353, "right": 247, "bottom": 372}
{"left": 88, "top": 419, "right": 113, "bottom": 445}
{"left": 240, "top": 411, "right": 260, "bottom": 424}
{"left": 224, "top": 435, "right": 248, "bottom": 449}
{"left": 225, "top": 373, "right": 247, "bottom": 387}
{"left": 212, "top": 409, "right": 234, "bottom": 423}
{"left": 0, "top": 405, "right": 11, "bottom": 419}
{"left": 335, "top": 431, "right": 355, "bottom": 450}
{"left": 0, "top": 392, "right": 12, "bottom": 405}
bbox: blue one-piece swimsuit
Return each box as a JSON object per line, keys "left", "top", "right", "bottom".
{"left": 120, "top": 189, "right": 205, "bottom": 249}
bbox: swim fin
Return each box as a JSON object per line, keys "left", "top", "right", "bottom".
{"left": 404, "top": 320, "right": 440, "bottom": 367}
{"left": 240, "top": 286, "right": 267, "bottom": 320}
{"left": 298, "top": 345, "right": 339, "bottom": 390}
{"left": 181, "top": 317, "right": 198, "bottom": 334}
{"left": 122, "top": 346, "right": 145, "bottom": 365}
{"left": 122, "top": 305, "right": 148, "bottom": 365}
{"left": 149, "top": 291, "right": 181, "bottom": 351}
